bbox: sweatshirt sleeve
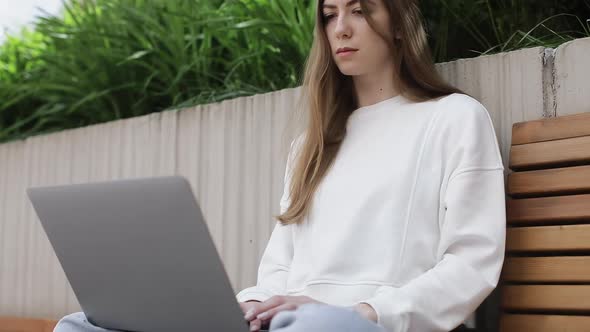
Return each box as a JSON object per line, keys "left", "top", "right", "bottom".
{"left": 235, "top": 135, "right": 302, "bottom": 303}
{"left": 355, "top": 95, "right": 507, "bottom": 332}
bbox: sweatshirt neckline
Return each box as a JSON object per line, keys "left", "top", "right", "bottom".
{"left": 349, "top": 94, "right": 405, "bottom": 119}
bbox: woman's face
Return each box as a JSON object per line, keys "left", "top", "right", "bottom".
{"left": 321, "top": 0, "right": 393, "bottom": 76}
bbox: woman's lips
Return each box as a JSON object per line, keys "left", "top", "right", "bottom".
{"left": 337, "top": 50, "right": 358, "bottom": 57}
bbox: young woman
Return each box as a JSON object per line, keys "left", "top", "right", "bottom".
{"left": 54, "top": 0, "right": 505, "bottom": 331}
{"left": 236, "top": 0, "right": 505, "bottom": 331}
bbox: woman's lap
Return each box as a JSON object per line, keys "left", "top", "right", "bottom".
{"left": 53, "top": 303, "right": 387, "bottom": 332}
{"left": 268, "top": 303, "right": 386, "bottom": 331}
{"left": 54, "top": 312, "right": 120, "bottom": 332}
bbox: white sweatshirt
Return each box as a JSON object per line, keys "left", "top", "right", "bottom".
{"left": 235, "top": 93, "right": 506, "bottom": 332}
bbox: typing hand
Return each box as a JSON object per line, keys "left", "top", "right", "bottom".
{"left": 240, "top": 296, "right": 323, "bottom": 331}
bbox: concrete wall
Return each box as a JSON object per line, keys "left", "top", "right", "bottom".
{"left": 0, "top": 37, "right": 589, "bottom": 321}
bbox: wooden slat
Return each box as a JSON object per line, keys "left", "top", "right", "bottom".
{"left": 502, "top": 256, "right": 590, "bottom": 282}
{"left": 0, "top": 317, "right": 57, "bottom": 332}
{"left": 501, "top": 285, "right": 590, "bottom": 312}
{"left": 507, "top": 165, "right": 590, "bottom": 197}
{"left": 509, "top": 135, "right": 590, "bottom": 170}
{"left": 512, "top": 112, "right": 590, "bottom": 145}
{"left": 506, "top": 194, "right": 590, "bottom": 225}
{"left": 500, "top": 314, "right": 590, "bottom": 332}
{"left": 506, "top": 224, "right": 590, "bottom": 253}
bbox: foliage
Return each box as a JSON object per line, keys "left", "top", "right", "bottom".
{"left": 0, "top": 0, "right": 588, "bottom": 142}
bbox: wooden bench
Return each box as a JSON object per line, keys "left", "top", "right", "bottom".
{"left": 0, "top": 317, "right": 57, "bottom": 332}
{"left": 500, "top": 112, "right": 590, "bottom": 331}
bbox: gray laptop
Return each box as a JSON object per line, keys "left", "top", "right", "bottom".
{"left": 27, "top": 176, "right": 269, "bottom": 332}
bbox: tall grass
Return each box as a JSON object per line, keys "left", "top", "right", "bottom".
{"left": 0, "top": 0, "right": 314, "bottom": 142}
{"left": 423, "top": 0, "right": 590, "bottom": 60}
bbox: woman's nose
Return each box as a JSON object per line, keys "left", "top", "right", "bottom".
{"left": 334, "top": 16, "right": 352, "bottom": 39}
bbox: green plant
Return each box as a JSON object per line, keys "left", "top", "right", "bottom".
{"left": 424, "top": 0, "right": 590, "bottom": 61}
{"left": 0, "top": 0, "right": 315, "bottom": 142}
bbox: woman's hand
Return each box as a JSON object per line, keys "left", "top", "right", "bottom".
{"left": 352, "top": 303, "right": 378, "bottom": 323}
{"left": 240, "top": 295, "right": 325, "bottom": 331}
{"left": 239, "top": 300, "right": 263, "bottom": 330}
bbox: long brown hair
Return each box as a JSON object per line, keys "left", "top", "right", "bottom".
{"left": 276, "top": 0, "right": 462, "bottom": 226}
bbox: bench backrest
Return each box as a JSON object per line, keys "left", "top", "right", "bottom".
{"left": 500, "top": 112, "right": 590, "bottom": 331}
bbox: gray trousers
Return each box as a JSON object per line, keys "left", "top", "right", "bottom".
{"left": 54, "top": 303, "right": 388, "bottom": 332}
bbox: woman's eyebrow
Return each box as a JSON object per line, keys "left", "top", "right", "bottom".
{"left": 323, "top": 0, "right": 375, "bottom": 9}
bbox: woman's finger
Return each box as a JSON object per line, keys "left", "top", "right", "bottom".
{"left": 256, "top": 302, "right": 298, "bottom": 323}
{"left": 248, "top": 318, "right": 262, "bottom": 331}
{"left": 244, "top": 296, "right": 285, "bottom": 321}
{"left": 240, "top": 300, "right": 260, "bottom": 315}
{"left": 239, "top": 302, "right": 249, "bottom": 314}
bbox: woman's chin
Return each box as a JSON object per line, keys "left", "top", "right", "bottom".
{"left": 337, "top": 67, "right": 364, "bottom": 77}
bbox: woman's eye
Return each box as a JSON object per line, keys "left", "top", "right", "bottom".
{"left": 322, "top": 9, "right": 362, "bottom": 23}
{"left": 323, "top": 14, "right": 335, "bottom": 21}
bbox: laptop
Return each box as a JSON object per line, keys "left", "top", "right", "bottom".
{"left": 27, "top": 176, "right": 270, "bottom": 332}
